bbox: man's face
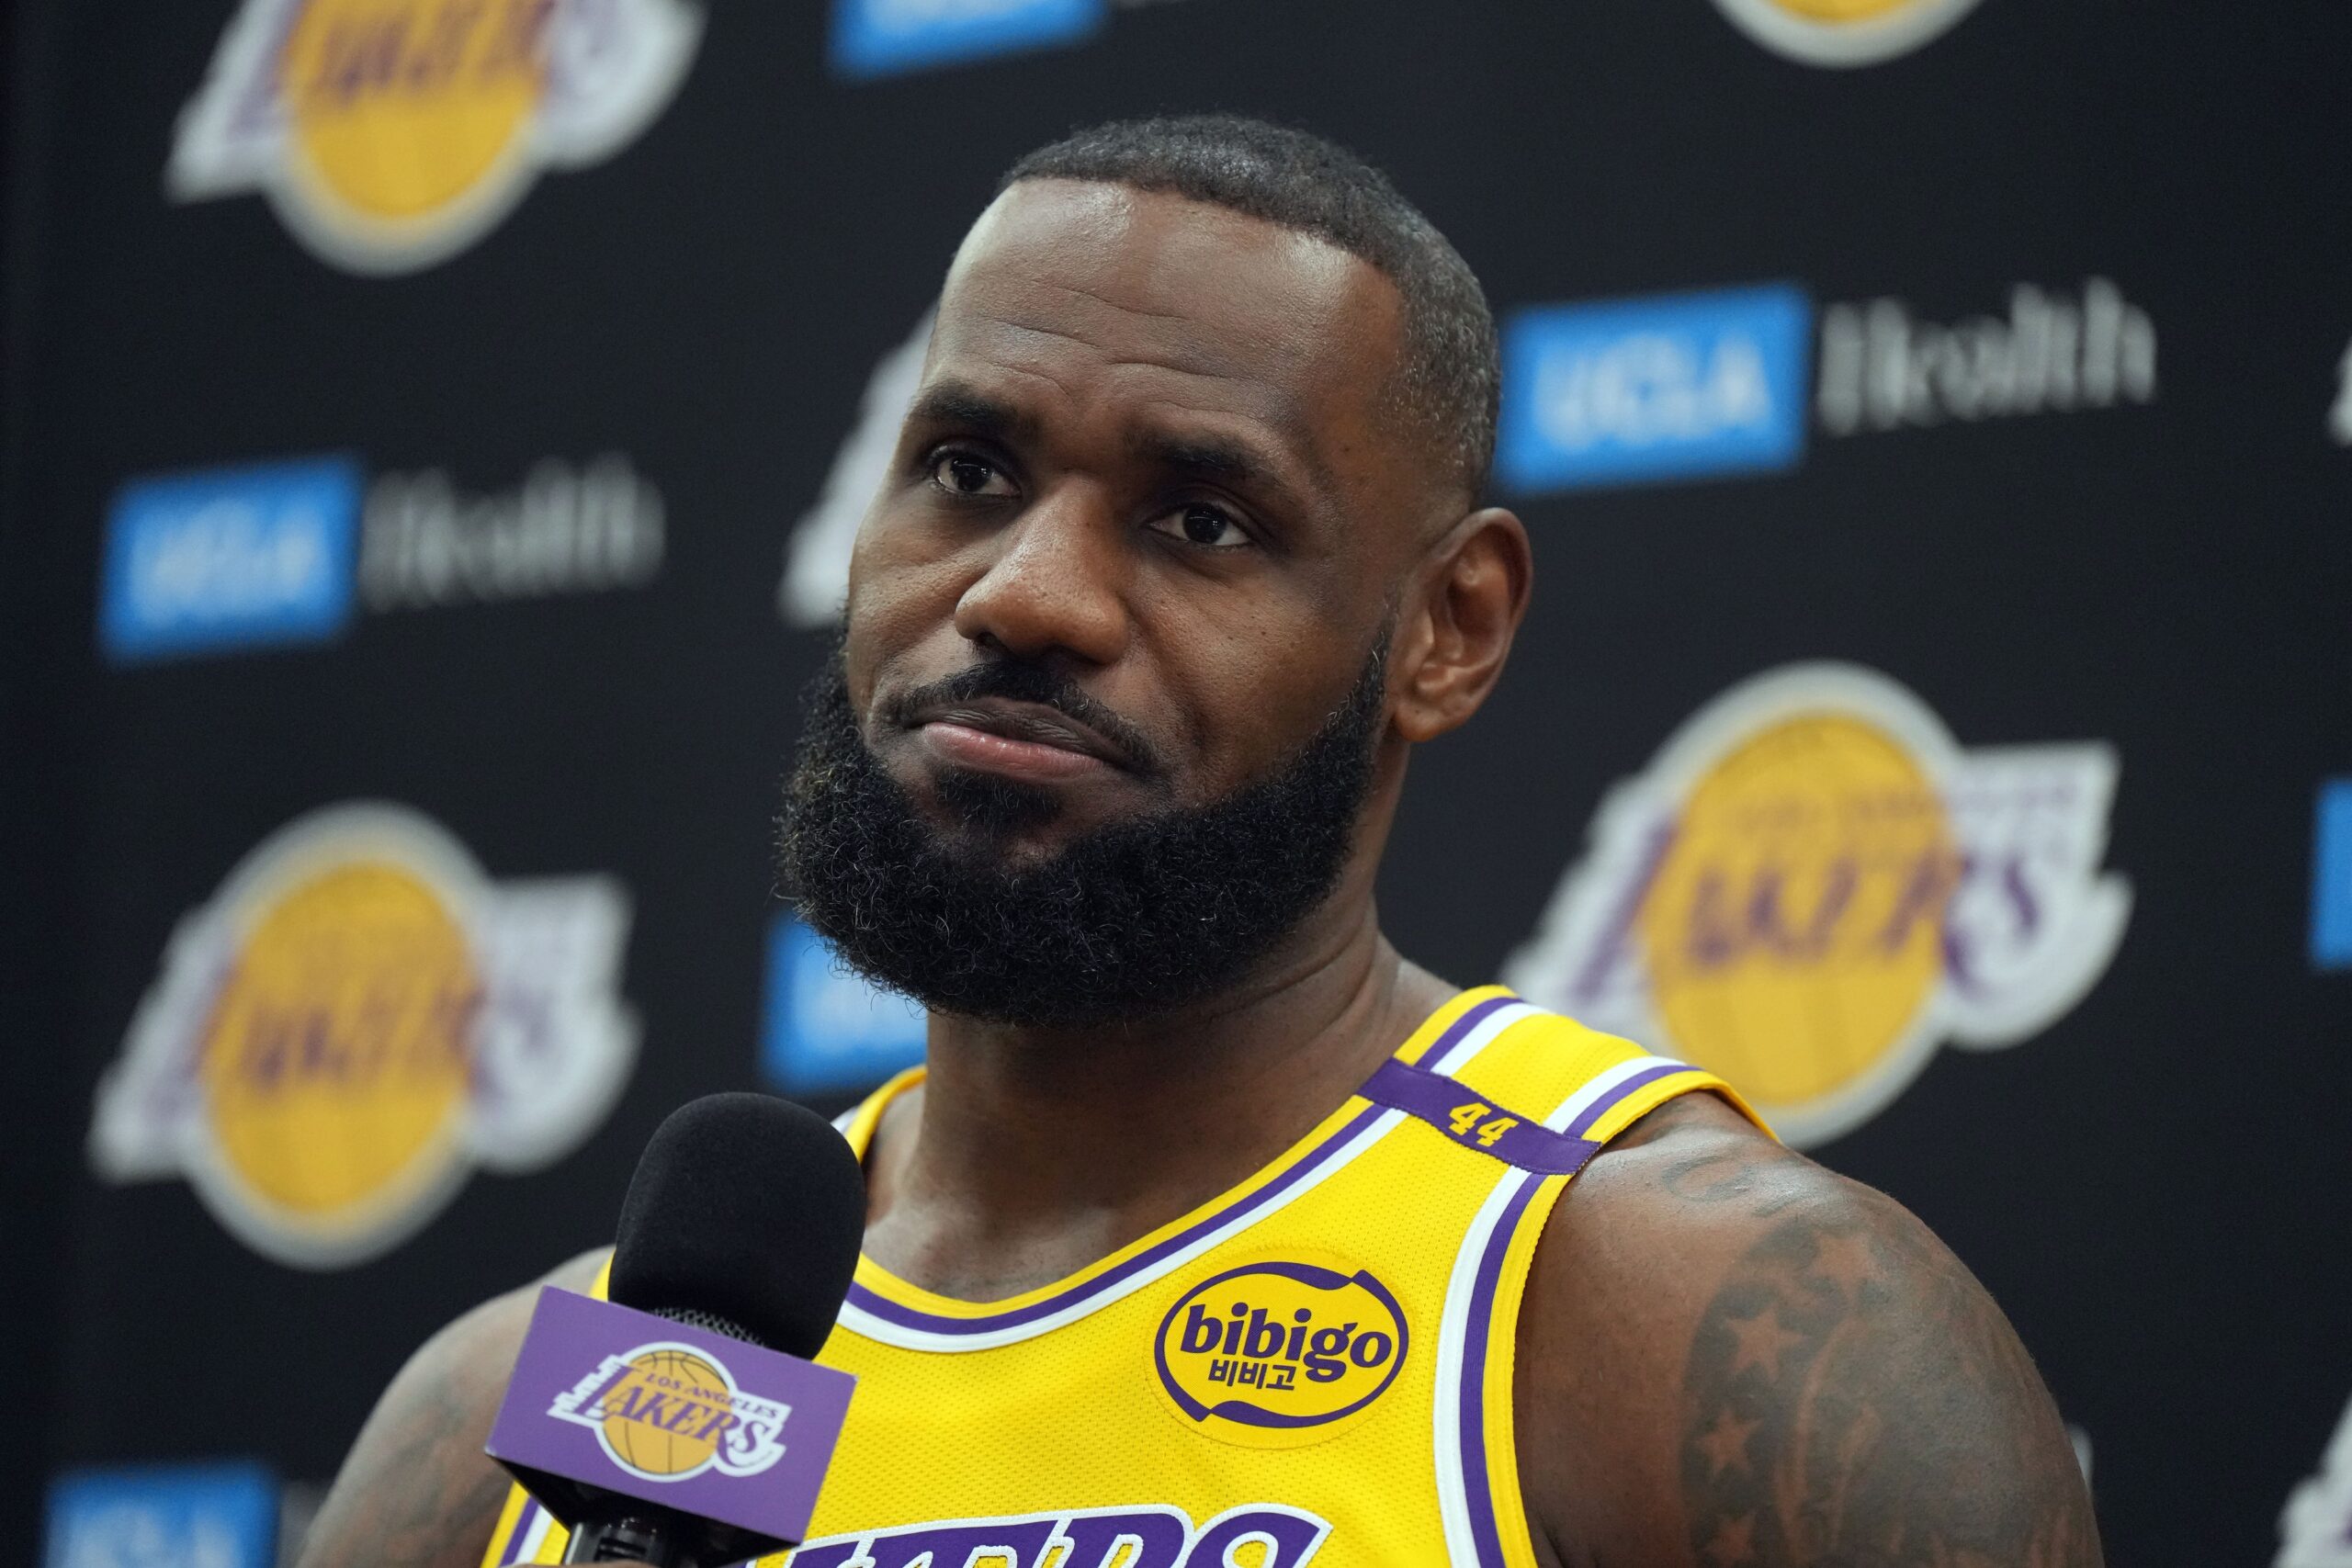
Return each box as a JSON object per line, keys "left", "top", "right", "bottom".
{"left": 775, "top": 181, "right": 1454, "bottom": 1025}
{"left": 844, "top": 180, "right": 1432, "bottom": 857}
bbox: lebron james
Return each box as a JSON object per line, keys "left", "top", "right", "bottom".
{"left": 301, "top": 117, "right": 2100, "bottom": 1568}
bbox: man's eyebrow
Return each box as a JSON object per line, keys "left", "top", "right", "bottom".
{"left": 1131, "top": 427, "right": 1317, "bottom": 517}
{"left": 905, "top": 381, "right": 1035, "bottom": 443}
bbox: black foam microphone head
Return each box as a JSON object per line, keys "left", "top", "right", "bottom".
{"left": 607, "top": 1092, "right": 866, "bottom": 1360}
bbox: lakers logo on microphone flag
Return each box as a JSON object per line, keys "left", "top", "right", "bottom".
{"left": 488, "top": 1287, "right": 855, "bottom": 1550}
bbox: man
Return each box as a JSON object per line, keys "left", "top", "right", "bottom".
{"left": 300, "top": 116, "right": 2099, "bottom": 1568}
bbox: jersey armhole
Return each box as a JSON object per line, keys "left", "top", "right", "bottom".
{"left": 478, "top": 1486, "right": 531, "bottom": 1568}
{"left": 478, "top": 1484, "right": 558, "bottom": 1568}
{"left": 1476, "top": 1073, "right": 1767, "bottom": 1568}
{"left": 479, "top": 1263, "right": 616, "bottom": 1566}
{"left": 1477, "top": 1169, "right": 1572, "bottom": 1568}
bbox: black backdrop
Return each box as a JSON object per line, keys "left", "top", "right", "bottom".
{"left": 5, "top": 2, "right": 2349, "bottom": 1563}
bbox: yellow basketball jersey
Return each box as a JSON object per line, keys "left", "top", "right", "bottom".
{"left": 483, "top": 987, "right": 1762, "bottom": 1568}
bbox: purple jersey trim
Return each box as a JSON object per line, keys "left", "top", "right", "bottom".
{"left": 498, "top": 1496, "right": 542, "bottom": 1565}
{"left": 1460, "top": 1174, "right": 1544, "bottom": 1568}
{"left": 1358, "top": 1059, "right": 1604, "bottom": 1176}
{"left": 1454, "top": 1060, "right": 1713, "bottom": 1565}
{"left": 842, "top": 995, "right": 1518, "bottom": 1337}
{"left": 1561, "top": 1062, "right": 1697, "bottom": 1139}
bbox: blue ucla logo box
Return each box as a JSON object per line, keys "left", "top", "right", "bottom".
{"left": 98, "top": 457, "right": 362, "bottom": 663}
{"left": 831, "top": 0, "right": 1104, "bottom": 78}
{"left": 1497, "top": 283, "right": 1814, "bottom": 494}
{"left": 762, "top": 915, "right": 927, "bottom": 1095}
{"left": 44, "top": 1461, "right": 277, "bottom": 1568}
{"left": 2312, "top": 781, "right": 2352, "bottom": 971}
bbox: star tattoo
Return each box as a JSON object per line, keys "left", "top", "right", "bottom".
{"left": 1703, "top": 1512, "right": 1758, "bottom": 1566}
{"left": 1805, "top": 1231, "right": 1877, "bottom": 1301}
{"left": 1695, "top": 1408, "right": 1761, "bottom": 1478}
{"left": 1724, "top": 1303, "right": 1805, "bottom": 1381}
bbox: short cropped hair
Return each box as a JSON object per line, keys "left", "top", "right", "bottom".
{"left": 1001, "top": 115, "right": 1499, "bottom": 502}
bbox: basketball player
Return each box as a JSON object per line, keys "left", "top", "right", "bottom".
{"left": 300, "top": 118, "right": 2100, "bottom": 1568}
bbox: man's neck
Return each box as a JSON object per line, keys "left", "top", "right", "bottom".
{"left": 857, "top": 900, "right": 1457, "bottom": 1303}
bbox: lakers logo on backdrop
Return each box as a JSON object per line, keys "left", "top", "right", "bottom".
{"left": 168, "top": 0, "right": 703, "bottom": 273}
{"left": 89, "top": 803, "right": 636, "bottom": 1266}
{"left": 549, "top": 1342, "right": 789, "bottom": 1483}
{"left": 1155, "top": 1260, "right": 1408, "bottom": 1448}
{"left": 1506, "top": 664, "right": 2128, "bottom": 1146}
{"left": 1710, "top": 0, "right": 1984, "bottom": 64}
{"left": 2278, "top": 1389, "right": 2352, "bottom": 1567}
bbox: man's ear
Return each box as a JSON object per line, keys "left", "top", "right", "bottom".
{"left": 1393, "top": 507, "right": 1533, "bottom": 743}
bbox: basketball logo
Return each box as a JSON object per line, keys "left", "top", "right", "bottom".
{"left": 1507, "top": 664, "right": 2129, "bottom": 1146}
{"left": 167, "top": 0, "right": 703, "bottom": 273}
{"left": 602, "top": 1349, "right": 729, "bottom": 1475}
{"left": 198, "top": 858, "right": 478, "bottom": 1234}
{"left": 550, "top": 1342, "right": 790, "bottom": 1482}
{"left": 1710, "top": 0, "right": 1984, "bottom": 65}
{"left": 89, "top": 802, "right": 637, "bottom": 1267}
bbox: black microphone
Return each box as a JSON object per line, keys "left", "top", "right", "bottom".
{"left": 560, "top": 1093, "right": 866, "bottom": 1567}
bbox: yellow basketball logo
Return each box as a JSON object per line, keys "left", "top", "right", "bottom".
{"left": 168, "top": 0, "right": 702, "bottom": 273}
{"left": 1507, "top": 664, "right": 2129, "bottom": 1146}
{"left": 90, "top": 803, "right": 636, "bottom": 1267}
{"left": 198, "top": 859, "right": 479, "bottom": 1240}
{"left": 1710, "top": 0, "right": 1985, "bottom": 65}
{"left": 550, "top": 1342, "right": 791, "bottom": 1482}
{"left": 597, "top": 1348, "right": 733, "bottom": 1477}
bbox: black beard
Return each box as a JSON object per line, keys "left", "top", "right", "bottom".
{"left": 775, "top": 638, "right": 1388, "bottom": 1029}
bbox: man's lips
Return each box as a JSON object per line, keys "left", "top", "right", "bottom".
{"left": 905, "top": 698, "right": 1137, "bottom": 784}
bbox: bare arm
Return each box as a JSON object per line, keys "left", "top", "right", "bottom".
{"left": 298, "top": 1248, "right": 610, "bottom": 1568}
{"left": 1518, "top": 1097, "right": 2100, "bottom": 1568}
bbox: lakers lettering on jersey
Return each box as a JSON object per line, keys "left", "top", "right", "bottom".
{"left": 484, "top": 987, "right": 1764, "bottom": 1568}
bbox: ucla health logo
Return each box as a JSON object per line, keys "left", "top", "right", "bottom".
{"left": 89, "top": 803, "right": 636, "bottom": 1268}
{"left": 169, "top": 0, "right": 702, "bottom": 274}
{"left": 2312, "top": 781, "right": 2352, "bottom": 972}
{"left": 100, "top": 457, "right": 363, "bottom": 662}
{"left": 831, "top": 0, "right": 1104, "bottom": 79}
{"left": 43, "top": 1462, "right": 278, "bottom": 1568}
{"left": 550, "top": 1342, "right": 790, "bottom": 1483}
{"left": 1711, "top": 0, "right": 1984, "bottom": 65}
{"left": 1506, "top": 664, "right": 2129, "bottom": 1146}
{"left": 762, "top": 915, "right": 927, "bottom": 1095}
{"left": 1498, "top": 284, "right": 1812, "bottom": 494}
{"left": 1154, "top": 1260, "right": 1407, "bottom": 1448}
{"left": 101, "top": 453, "right": 665, "bottom": 663}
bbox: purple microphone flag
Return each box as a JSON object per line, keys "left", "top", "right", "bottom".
{"left": 486, "top": 1287, "right": 856, "bottom": 1550}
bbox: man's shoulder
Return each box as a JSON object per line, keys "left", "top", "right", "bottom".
{"left": 1520, "top": 1092, "right": 1841, "bottom": 1426}
{"left": 532, "top": 1246, "right": 612, "bottom": 1303}
{"left": 294, "top": 1247, "right": 611, "bottom": 1568}
{"left": 1512, "top": 1095, "right": 2098, "bottom": 1567}
{"left": 1552, "top": 1089, "right": 1834, "bottom": 1255}
{"left": 430, "top": 1245, "right": 612, "bottom": 1382}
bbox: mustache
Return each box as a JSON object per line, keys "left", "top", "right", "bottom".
{"left": 877, "top": 659, "right": 1167, "bottom": 779}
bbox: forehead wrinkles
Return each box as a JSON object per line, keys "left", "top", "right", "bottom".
{"left": 934, "top": 185, "right": 1393, "bottom": 444}
{"left": 925, "top": 309, "right": 1313, "bottom": 447}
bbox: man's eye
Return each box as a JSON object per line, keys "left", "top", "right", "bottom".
{"left": 929, "top": 452, "right": 1015, "bottom": 498}
{"left": 1150, "top": 503, "right": 1252, "bottom": 550}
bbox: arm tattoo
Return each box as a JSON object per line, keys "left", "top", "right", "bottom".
{"left": 1659, "top": 1147, "right": 1810, "bottom": 1216}
{"left": 1679, "top": 1201, "right": 2101, "bottom": 1568}
{"left": 299, "top": 1359, "right": 512, "bottom": 1568}
{"left": 301, "top": 1255, "right": 605, "bottom": 1568}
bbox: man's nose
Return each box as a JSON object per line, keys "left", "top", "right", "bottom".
{"left": 950, "top": 482, "right": 1131, "bottom": 665}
